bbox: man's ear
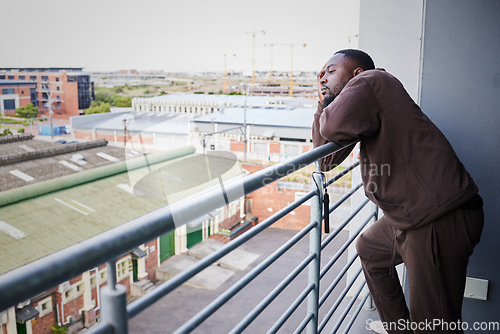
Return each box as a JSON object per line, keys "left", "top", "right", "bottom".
{"left": 354, "top": 67, "right": 363, "bottom": 76}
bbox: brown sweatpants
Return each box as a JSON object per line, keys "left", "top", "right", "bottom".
{"left": 356, "top": 205, "right": 484, "bottom": 334}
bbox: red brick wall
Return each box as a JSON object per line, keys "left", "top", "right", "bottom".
{"left": 243, "top": 164, "right": 311, "bottom": 230}
{"left": 61, "top": 80, "right": 80, "bottom": 119}
{"left": 230, "top": 139, "right": 244, "bottom": 152}
{"left": 144, "top": 239, "right": 158, "bottom": 281}
{"left": 269, "top": 142, "right": 281, "bottom": 154}
{"left": 30, "top": 290, "right": 58, "bottom": 334}
{"left": 0, "top": 82, "right": 36, "bottom": 115}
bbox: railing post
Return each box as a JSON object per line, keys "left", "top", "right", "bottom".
{"left": 100, "top": 260, "right": 128, "bottom": 333}
{"left": 306, "top": 161, "right": 324, "bottom": 333}
{"left": 364, "top": 203, "right": 379, "bottom": 311}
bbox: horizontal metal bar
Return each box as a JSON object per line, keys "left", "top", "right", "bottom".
{"left": 325, "top": 160, "right": 360, "bottom": 187}
{"left": 328, "top": 183, "right": 363, "bottom": 215}
{"left": 294, "top": 312, "right": 314, "bottom": 334}
{"left": 321, "top": 198, "right": 370, "bottom": 251}
{"left": 231, "top": 253, "right": 316, "bottom": 333}
{"left": 127, "top": 192, "right": 316, "bottom": 318}
{"left": 0, "top": 142, "right": 346, "bottom": 312}
{"left": 320, "top": 211, "right": 375, "bottom": 279}
{"left": 331, "top": 280, "right": 367, "bottom": 333}
{"left": 341, "top": 292, "right": 370, "bottom": 334}
{"left": 267, "top": 283, "right": 315, "bottom": 334}
{"left": 319, "top": 254, "right": 359, "bottom": 308}
{"left": 173, "top": 221, "right": 318, "bottom": 334}
{"left": 318, "top": 267, "right": 363, "bottom": 333}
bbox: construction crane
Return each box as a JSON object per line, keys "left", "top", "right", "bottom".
{"left": 247, "top": 29, "right": 266, "bottom": 85}
{"left": 264, "top": 43, "right": 307, "bottom": 97}
{"left": 223, "top": 53, "right": 236, "bottom": 93}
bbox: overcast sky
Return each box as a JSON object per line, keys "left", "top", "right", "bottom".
{"left": 1, "top": 0, "right": 359, "bottom": 73}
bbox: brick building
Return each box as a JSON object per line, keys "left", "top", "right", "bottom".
{"left": 0, "top": 80, "right": 37, "bottom": 117}
{"left": 0, "top": 68, "right": 94, "bottom": 119}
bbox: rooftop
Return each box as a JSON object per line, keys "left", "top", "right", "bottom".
{"left": 194, "top": 107, "right": 316, "bottom": 129}
{"left": 71, "top": 111, "right": 192, "bottom": 135}
{"left": 0, "top": 140, "right": 242, "bottom": 275}
{"left": 134, "top": 93, "right": 316, "bottom": 108}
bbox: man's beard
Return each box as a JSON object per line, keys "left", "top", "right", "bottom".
{"left": 322, "top": 81, "right": 348, "bottom": 108}
{"left": 322, "top": 93, "right": 336, "bottom": 108}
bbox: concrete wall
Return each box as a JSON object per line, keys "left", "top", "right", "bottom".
{"left": 358, "top": 0, "right": 424, "bottom": 101}
{"left": 419, "top": 0, "right": 500, "bottom": 324}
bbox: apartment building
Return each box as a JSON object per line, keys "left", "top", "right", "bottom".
{"left": 0, "top": 68, "right": 94, "bottom": 119}
{"left": 0, "top": 80, "right": 37, "bottom": 117}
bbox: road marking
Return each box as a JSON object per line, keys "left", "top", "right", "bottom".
{"left": 59, "top": 160, "right": 83, "bottom": 171}
{"left": 0, "top": 221, "right": 27, "bottom": 239}
{"left": 71, "top": 199, "right": 96, "bottom": 213}
{"left": 96, "top": 152, "right": 120, "bottom": 162}
{"left": 18, "top": 144, "right": 35, "bottom": 152}
{"left": 9, "top": 169, "right": 35, "bottom": 182}
{"left": 54, "top": 198, "right": 88, "bottom": 215}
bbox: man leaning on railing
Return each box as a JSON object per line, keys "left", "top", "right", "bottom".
{"left": 312, "top": 49, "right": 484, "bottom": 334}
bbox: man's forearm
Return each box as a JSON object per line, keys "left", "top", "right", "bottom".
{"left": 312, "top": 103, "right": 353, "bottom": 171}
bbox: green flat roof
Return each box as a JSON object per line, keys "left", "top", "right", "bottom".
{"left": 0, "top": 150, "right": 242, "bottom": 275}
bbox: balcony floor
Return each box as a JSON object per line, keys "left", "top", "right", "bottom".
{"left": 124, "top": 227, "right": 381, "bottom": 334}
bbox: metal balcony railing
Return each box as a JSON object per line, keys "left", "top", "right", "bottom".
{"left": 0, "top": 142, "right": 377, "bottom": 333}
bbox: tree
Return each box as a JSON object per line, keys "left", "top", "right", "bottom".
{"left": 94, "top": 88, "right": 114, "bottom": 104}
{"left": 84, "top": 101, "right": 111, "bottom": 114}
{"left": 15, "top": 103, "right": 39, "bottom": 118}
{"left": 1, "top": 128, "right": 13, "bottom": 136}
{"left": 113, "top": 95, "right": 132, "bottom": 107}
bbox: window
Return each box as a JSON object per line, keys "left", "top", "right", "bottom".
{"left": 56, "top": 77, "right": 59, "bottom": 82}
{"left": 56, "top": 86, "right": 60, "bottom": 91}
{"left": 8, "top": 75, "right": 14, "bottom": 80}
{"left": 19, "top": 76, "right": 25, "bottom": 80}
{"left": 41, "top": 76, "right": 48, "bottom": 81}
{"left": 30, "top": 76, "right": 36, "bottom": 81}
{"left": 100, "top": 269, "right": 108, "bottom": 283}
{"left": 3, "top": 99, "right": 16, "bottom": 110}
{"left": 90, "top": 276, "right": 96, "bottom": 288}
{"left": 2, "top": 88, "right": 15, "bottom": 94}
{"left": 38, "top": 296, "right": 53, "bottom": 317}
{"left": 0, "top": 75, "right": 5, "bottom": 79}
{"left": 116, "top": 258, "right": 130, "bottom": 282}
{"left": 62, "top": 287, "right": 75, "bottom": 304}
{"left": 30, "top": 88, "right": 37, "bottom": 104}
{"left": 75, "top": 281, "right": 84, "bottom": 297}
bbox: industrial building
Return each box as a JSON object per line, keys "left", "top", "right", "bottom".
{"left": 131, "top": 93, "right": 315, "bottom": 116}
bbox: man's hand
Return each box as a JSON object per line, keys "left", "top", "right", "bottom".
{"left": 317, "top": 66, "right": 326, "bottom": 106}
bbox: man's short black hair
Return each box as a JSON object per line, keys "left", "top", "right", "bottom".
{"left": 334, "top": 49, "right": 375, "bottom": 71}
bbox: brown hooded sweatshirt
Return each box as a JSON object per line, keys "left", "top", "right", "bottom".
{"left": 313, "top": 69, "right": 478, "bottom": 230}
